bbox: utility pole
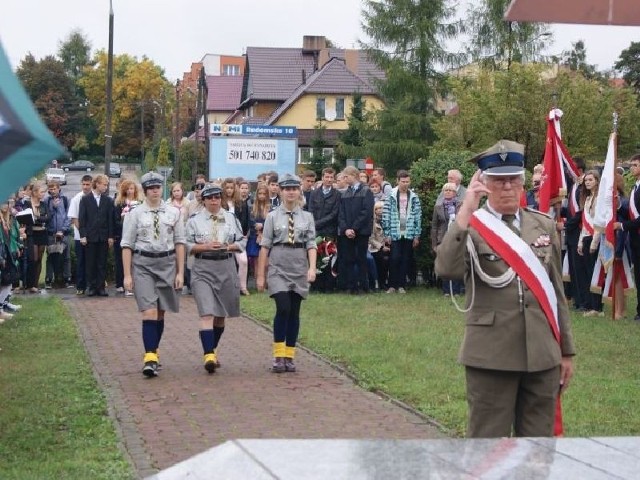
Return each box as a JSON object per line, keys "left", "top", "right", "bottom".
{"left": 175, "top": 80, "right": 180, "bottom": 180}
{"left": 140, "top": 102, "right": 145, "bottom": 165}
{"left": 192, "top": 71, "right": 200, "bottom": 180}
{"left": 104, "top": 0, "right": 114, "bottom": 189}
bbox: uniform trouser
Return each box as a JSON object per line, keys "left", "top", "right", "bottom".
{"left": 75, "top": 240, "right": 87, "bottom": 290}
{"left": 46, "top": 235, "right": 71, "bottom": 283}
{"left": 85, "top": 241, "right": 108, "bottom": 292}
{"left": 341, "top": 235, "right": 369, "bottom": 291}
{"left": 576, "top": 236, "right": 602, "bottom": 311}
{"left": 566, "top": 241, "right": 587, "bottom": 309}
{"left": 631, "top": 240, "right": 640, "bottom": 316}
{"left": 465, "top": 366, "right": 560, "bottom": 438}
{"left": 113, "top": 239, "right": 123, "bottom": 289}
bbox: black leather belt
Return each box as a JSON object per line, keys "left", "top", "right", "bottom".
{"left": 195, "top": 252, "right": 232, "bottom": 261}
{"left": 134, "top": 249, "right": 175, "bottom": 258}
{"left": 274, "top": 243, "right": 306, "bottom": 249}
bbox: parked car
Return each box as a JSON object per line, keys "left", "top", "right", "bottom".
{"left": 108, "top": 162, "right": 121, "bottom": 178}
{"left": 45, "top": 168, "right": 67, "bottom": 185}
{"left": 63, "top": 160, "right": 95, "bottom": 172}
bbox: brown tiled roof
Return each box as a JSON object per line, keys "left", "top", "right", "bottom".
{"left": 243, "top": 47, "right": 318, "bottom": 104}
{"left": 325, "top": 48, "right": 386, "bottom": 86}
{"left": 266, "top": 58, "right": 378, "bottom": 124}
{"left": 206, "top": 76, "right": 244, "bottom": 111}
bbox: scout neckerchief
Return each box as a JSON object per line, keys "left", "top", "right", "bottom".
{"left": 469, "top": 209, "right": 564, "bottom": 436}
{"left": 286, "top": 211, "right": 295, "bottom": 244}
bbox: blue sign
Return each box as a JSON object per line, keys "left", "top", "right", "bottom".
{"left": 243, "top": 125, "right": 297, "bottom": 137}
{"left": 210, "top": 124, "right": 297, "bottom": 138}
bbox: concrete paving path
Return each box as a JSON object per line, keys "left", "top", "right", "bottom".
{"left": 66, "top": 292, "right": 444, "bottom": 478}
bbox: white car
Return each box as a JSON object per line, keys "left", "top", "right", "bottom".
{"left": 45, "top": 168, "right": 67, "bottom": 185}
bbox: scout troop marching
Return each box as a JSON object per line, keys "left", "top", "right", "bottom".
{"left": 122, "top": 172, "right": 316, "bottom": 377}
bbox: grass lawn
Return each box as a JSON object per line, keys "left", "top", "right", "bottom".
{"left": 241, "top": 288, "right": 640, "bottom": 438}
{"left": 0, "top": 297, "right": 134, "bottom": 480}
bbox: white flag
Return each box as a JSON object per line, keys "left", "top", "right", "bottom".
{"left": 593, "top": 132, "right": 616, "bottom": 232}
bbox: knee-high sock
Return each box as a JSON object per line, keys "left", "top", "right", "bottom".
{"left": 213, "top": 326, "right": 225, "bottom": 349}
{"left": 156, "top": 319, "right": 165, "bottom": 345}
{"left": 199, "top": 329, "right": 215, "bottom": 354}
{"left": 142, "top": 320, "right": 159, "bottom": 352}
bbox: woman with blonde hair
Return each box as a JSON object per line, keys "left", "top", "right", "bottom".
{"left": 221, "top": 177, "right": 250, "bottom": 295}
{"left": 114, "top": 179, "right": 144, "bottom": 295}
{"left": 167, "top": 181, "right": 190, "bottom": 222}
{"left": 24, "top": 181, "right": 49, "bottom": 293}
{"left": 247, "top": 183, "right": 269, "bottom": 280}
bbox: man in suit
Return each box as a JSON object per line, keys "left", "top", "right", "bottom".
{"left": 338, "top": 165, "right": 375, "bottom": 294}
{"left": 615, "top": 153, "right": 640, "bottom": 321}
{"left": 79, "top": 174, "right": 114, "bottom": 297}
{"left": 435, "top": 140, "right": 575, "bottom": 438}
{"left": 563, "top": 157, "right": 586, "bottom": 311}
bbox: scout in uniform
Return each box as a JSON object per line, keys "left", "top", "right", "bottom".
{"left": 256, "top": 174, "right": 317, "bottom": 373}
{"left": 435, "top": 140, "right": 576, "bottom": 437}
{"left": 185, "top": 183, "right": 246, "bottom": 374}
{"left": 121, "top": 172, "right": 186, "bottom": 377}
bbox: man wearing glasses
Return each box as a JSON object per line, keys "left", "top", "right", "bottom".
{"left": 435, "top": 140, "right": 575, "bottom": 438}
{"left": 614, "top": 154, "right": 640, "bottom": 321}
{"left": 121, "top": 172, "right": 186, "bottom": 377}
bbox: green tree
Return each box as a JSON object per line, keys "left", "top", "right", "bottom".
{"left": 467, "top": 0, "right": 552, "bottom": 69}
{"left": 58, "top": 29, "right": 92, "bottom": 85}
{"left": 561, "top": 40, "right": 602, "bottom": 81}
{"left": 144, "top": 149, "right": 156, "bottom": 172}
{"left": 308, "top": 121, "right": 328, "bottom": 176}
{"left": 360, "top": 0, "right": 463, "bottom": 172}
{"left": 80, "top": 52, "right": 173, "bottom": 159}
{"left": 615, "top": 41, "right": 640, "bottom": 96}
{"left": 335, "top": 93, "right": 366, "bottom": 164}
{"left": 16, "top": 54, "right": 78, "bottom": 152}
{"left": 156, "top": 138, "right": 171, "bottom": 167}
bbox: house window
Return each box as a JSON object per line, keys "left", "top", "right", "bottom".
{"left": 299, "top": 147, "right": 312, "bottom": 164}
{"left": 322, "top": 148, "right": 335, "bottom": 163}
{"left": 223, "top": 64, "right": 240, "bottom": 76}
{"left": 336, "top": 98, "right": 345, "bottom": 120}
{"left": 316, "top": 98, "right": 326, "bottom": 120}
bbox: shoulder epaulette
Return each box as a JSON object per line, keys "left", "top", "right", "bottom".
{"left": 524, "top": 207, "right": 552, "bottom": 219}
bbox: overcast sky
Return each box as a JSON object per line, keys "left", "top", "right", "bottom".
{"left": 1, "top": 0, "right": 639, "bottom": 82}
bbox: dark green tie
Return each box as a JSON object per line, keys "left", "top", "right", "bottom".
{"left": 502, "top": 214, "right": 519, "bottom": 235}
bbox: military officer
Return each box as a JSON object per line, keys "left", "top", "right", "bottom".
{"left": 121, "top": 172, "right": 186, "bottom": 377}
{"left": 256, "top": 174, "right": 317, "bottom": 373}
{"left": 185, "top": 183, "right": 246, "bottom": 374}
{"left": 435, "top": 140, "right": 575, "bottom": 438}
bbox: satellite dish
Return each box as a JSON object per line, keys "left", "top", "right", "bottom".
{"left": 325, "top": 109, "right": 336, "bottom": 122}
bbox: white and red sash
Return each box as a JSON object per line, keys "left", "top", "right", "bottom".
{"left": 582, "top": 209, "right": 595, "bottom": 236}
{"left": 470, "top": 210, "right": 560, "bottom": 342}
{"left": 630, "top": 186, "right": 639, "bottom": 220}
{"left": 568, "top": 183, "right": 580, "bottom": 217}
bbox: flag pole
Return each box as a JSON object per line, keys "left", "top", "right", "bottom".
{"left": 612, "top": 112, "right": 619, "bottom": 321}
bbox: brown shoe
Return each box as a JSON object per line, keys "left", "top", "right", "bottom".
{"left": 271, "top": 357, "right": 285, "bottom": 373}
{"left": 284, "top": 358, "right": 296, "bottom": 372}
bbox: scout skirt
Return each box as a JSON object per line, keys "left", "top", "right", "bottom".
{"left": 267, "top": 245, "right": 310, "bottom": 299}
{"left": 191, "top": 255, "right": 240, "bottom": 317}
{"left": 132, "top": 254, "right": 180, "bottom": 312}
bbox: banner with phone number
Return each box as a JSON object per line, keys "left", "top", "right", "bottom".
{"left": 227, "top": 138, "right": 277, "bottom": 164}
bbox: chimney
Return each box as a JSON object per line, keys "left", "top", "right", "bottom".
{"left": 345, "top": 49, "right": 359, "bottom": 75}
{"left": 302, "top": 35, "right": 327, "bottom": 53}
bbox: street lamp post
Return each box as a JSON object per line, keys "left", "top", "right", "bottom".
{"left": 174, "top": 80, "right": 181, "bottom": 180}
{"left": 104, "top": 0, "right": 114, "bottom": 187}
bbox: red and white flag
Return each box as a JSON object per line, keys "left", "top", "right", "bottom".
{"left": 591, "top": 132, "right": 635, "bottom": 301}
{"left": 539, "top": 109, "right": 580, "bottom": 214}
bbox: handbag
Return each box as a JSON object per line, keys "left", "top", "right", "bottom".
{"left": 47, "top": 241, "right": 66, "bottom": 255}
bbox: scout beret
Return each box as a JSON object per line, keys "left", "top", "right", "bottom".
{"left": 470, "top": 140, "right": 525, "bottom": 176}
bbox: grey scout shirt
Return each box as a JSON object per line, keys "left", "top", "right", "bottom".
{"left": 260, "top": 205, "right": 317, "bottom": 250}
{"left": 121, "top": 202, "right": 186, "bottom": 252}
{"left": 185, "top": 209, "right": 246, "bottom": 256}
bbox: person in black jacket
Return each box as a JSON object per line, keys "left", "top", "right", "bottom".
{"left": 24, "top": 181, "right": 49, "bottom": 293}
{"left": 309, "top": 167, "right": 340, "bottom": 239}
{"left": 562, "top": 157, "right": 586, "bottom": 311}
{"left": 79, "top": 174, "right": 114, "bottom": 297}
{"left": 338, "top": 166, "right": 375, "bottom": 294}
